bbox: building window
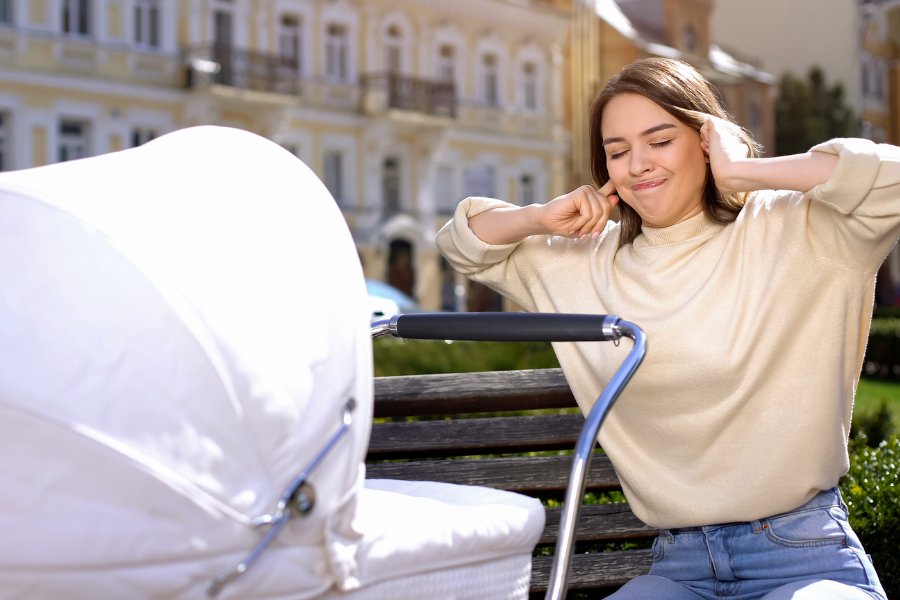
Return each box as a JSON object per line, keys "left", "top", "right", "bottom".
{"left": 134, "top": 0, "right": 160, "bottom": 48}
{"left": 482, "top": 54, "right": 499, "bottom": 106}
{"left": 324, "top": 150, "right": 344, "bottom": 202}
{"left": 279, "top": 14, "right": 302, "bottom": 73}
{"left": 62, "top": 0, "right": 91, "bottom": 36}
{"left": 746, "top": 87, "right": 760, "bottom": 139}
{"left": 58, "top": 120, "right": 89, "bottom": 162}
{"left": 435, "top": 165, "right": 455, "bottom": 214}
{"left": 519, "top": 174, "right": 535, "bottom": 205}
{"left": 463, "top": 164, "right": 496, "bottom": 198}
{"left": 863, "top": 57, "right": 877, "bottom": 98}
{"left": 385, "top": 24, "right": 401, "bottom": 73}
{"left": 382, "top": 156, "right": 401, "bottom": 216}
{"left": 683, "top": 24, "right": 696, "bottom": 52}
{"left": 0, "top": 0, "right": 13, "bottom": 24}
{"left": 436, "top": 44, "right": 455, "bottom": 82}
{"left": 130, "top": 127, "right": 157, "bottom": 148}
{"left": 522, "top": 62, "right": 537, "bottom": 110}
{"left": 0, "top": 113, "right": 7, "bottom": 171}
{"left": 325, "top": 23, "right": 348, "bottom": 81}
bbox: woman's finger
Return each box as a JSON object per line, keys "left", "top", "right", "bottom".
{"left": 582, "top": 187, "right": 614, "bottom": 239}
{"left": 574, "top": 190, "right": 598, "bottom": 237}
{"left": 599, "top": 179, "right": 617, "bottom": 198}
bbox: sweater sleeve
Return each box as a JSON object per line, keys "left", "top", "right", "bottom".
{"left": 806, "top": 137, "right": 900, "bottom": 269}
{"left": 435, "top": 196, "right": 540, "bottom": 312}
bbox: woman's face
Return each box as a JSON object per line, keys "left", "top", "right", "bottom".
{"left": 600, "top": 93, "right": 707, "bottom": 228}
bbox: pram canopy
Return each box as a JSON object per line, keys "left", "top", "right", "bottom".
{"left": 0, "top": 126, "right": 374, "bottom": 598}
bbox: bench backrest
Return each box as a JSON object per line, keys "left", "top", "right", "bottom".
{"left": 365, "top": 367, "right": 657, "bottom": 597}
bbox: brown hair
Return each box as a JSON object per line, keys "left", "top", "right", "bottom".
{"left": 589, "top": 57, "right": 761, "bottom": 246}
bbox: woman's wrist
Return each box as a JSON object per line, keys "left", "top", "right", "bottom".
{"left": 470, "top": 204, "right": 548, "bottom": 245}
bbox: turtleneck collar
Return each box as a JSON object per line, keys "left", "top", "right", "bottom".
{"left": 636, "top": 210, "right": 724, "bottom": 248}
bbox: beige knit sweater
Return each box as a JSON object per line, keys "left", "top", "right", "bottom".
{"left": 436, "top": 138, "right": 900, "bottom": 528}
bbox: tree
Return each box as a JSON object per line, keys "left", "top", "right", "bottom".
{"left": 775, "top": 66, "right": 859, "bottom": 156}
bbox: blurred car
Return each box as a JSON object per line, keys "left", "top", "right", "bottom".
{"left": 366, "top": 279, "right": 420, "bottom": 319}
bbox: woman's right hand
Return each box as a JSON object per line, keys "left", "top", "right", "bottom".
{"left": 537, "top": 181, "right": 619, "bottom": 240}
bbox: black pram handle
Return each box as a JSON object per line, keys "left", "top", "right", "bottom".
{"left": 388, "top": 312, "right": 623, "bottom": 342}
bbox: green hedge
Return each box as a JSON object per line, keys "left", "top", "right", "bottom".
{"left": 874, "top": 306, "right": 900, "bottom": 319}
{"left": 840, "top": 435, "right": 900, "bottom": 598}
{"left": 373, "top": 338, "right": 558, "bottom": 377}
{"left": 865, "top": 318, "right": 900, "bottom": 379}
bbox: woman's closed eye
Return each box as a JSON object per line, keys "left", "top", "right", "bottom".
{"left": 607, "top": 139, "right": 673, "bottom": 160}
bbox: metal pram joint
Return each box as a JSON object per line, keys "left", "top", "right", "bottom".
{"left": 207, "top": 397, "right": 358, "bottom": 597}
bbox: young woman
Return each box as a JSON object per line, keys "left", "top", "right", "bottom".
{"left": 436, "top": 57, "right": 896, "bottom": 599}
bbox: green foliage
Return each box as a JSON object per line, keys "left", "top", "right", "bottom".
{"left": 373, "top": 338, "right": 559, "bottom": 376}
{"left": 775, "top": 66, "right": 859, "bottom": 156}
{"left": 865, "top": 318, "right": 900, "bottom": 380}
{"left": 874, "top": 306, "right": 900, "bottom": 320}
{"left": 870, "top": 317, "right": 900, "bottom": 336}
{"left": 853, "top": 400, "right": 897, "bottom": 447}
{"left": 840, "top": 435, "right": 900, "bottom": 598}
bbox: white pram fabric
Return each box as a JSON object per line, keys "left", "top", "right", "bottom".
{"left": 0, "top": 126, "right": 545, "bottom": 599}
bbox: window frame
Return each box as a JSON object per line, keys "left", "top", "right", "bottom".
{"left": 325, "top": 22, "right": 349, "bottom": 82}
{"left": 61, "top": 0, "right": 92, "bottom": 36}
{"left": 58, "top": 119, "right": 90, "bottom": 163}
{"left": 134, "top": 0, "right": 161, "bottom": 48}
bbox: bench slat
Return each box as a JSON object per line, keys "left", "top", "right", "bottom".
{"left": 539, "top": 503, "right": 658, "bottom": 544}
{"left": 373, "top": 368, "right": 574, "bottom": 417}
{"left": 366, "top": 453, "right": 620, "bottom": 493}
{"left": 368, "top": 413, "right": 585, "bottom": 458}
{"left": 530, "top": 549, "right": 653, "bottom": 591}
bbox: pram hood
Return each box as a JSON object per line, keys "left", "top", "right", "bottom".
{"left": 0, "top": 126, "right": 373, "bottom": 598}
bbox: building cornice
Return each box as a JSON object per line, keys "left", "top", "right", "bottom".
{"left": 0, "top": 66, "right": 185, "bottom": 103}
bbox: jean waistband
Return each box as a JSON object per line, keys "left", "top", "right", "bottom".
{"left": 666, "top": 487, "right": 842, "bottom": 535}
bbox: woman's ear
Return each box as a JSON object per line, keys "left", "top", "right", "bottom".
{"left": 610, "top": 204, "right": 622, "bottom": 222}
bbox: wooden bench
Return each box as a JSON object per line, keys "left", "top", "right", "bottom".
{"left": 365, "top": 366, "right": 657, "bottom": 599}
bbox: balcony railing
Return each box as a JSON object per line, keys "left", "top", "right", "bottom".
{"left": 183, "top": 48, "right": 457, "bottom": 120}
{"left": 184, "top": 44, "right": 299, "bottom": 95}
{"left": 361, "top": 72, "right": 456, "bottom": 119}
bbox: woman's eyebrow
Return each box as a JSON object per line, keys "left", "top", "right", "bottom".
{"left": 602, "top": 123, "right": 677, "bottom": 146}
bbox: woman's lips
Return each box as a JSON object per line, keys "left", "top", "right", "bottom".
{"left": 630, "top": 179, "right": 666, "bottom": 191}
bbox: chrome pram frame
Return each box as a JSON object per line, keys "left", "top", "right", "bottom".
{"left": 371, "top": 312, "right": 647, "bottom": 600}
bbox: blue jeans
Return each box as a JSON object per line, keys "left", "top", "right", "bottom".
{"left": 608, "top": 488, "right": 886, "bottom": 599}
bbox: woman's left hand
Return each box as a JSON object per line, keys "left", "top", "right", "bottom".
{"left": 700, "top": 116, "right": 751, "bottom": 192}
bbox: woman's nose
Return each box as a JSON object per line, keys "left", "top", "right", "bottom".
{"left": 629, "top": 149, "right": 651, "bottom": 176}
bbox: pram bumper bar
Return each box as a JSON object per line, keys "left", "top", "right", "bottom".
{"left": 371, "top": 312, "right": 624, "bottom": 343}
{"left": 371, "top": 312, "right": 646, "bottom": 600}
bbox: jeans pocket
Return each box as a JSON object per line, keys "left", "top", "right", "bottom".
{"left": 650, "top": 533, "right": 665, "bottom": 562}
{"left": 763, "top": 506, "right": 848, "bottom": 548}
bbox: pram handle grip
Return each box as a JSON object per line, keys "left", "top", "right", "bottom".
{"left": 374, "top": 312, "right": 623, "bottom": 342}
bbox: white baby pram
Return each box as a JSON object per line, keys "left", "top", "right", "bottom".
{"left": 0, "top": 126, "right": 644, "bottom": 599}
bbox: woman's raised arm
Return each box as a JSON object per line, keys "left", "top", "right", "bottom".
{"left": 701, "top": 116, "right": 840, "bottom": 194}
{"left": 469, "top": 182, "right": 619, "bottom": 245}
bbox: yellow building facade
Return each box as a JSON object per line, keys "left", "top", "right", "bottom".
{"left": 0, "top": 0, "right": 571, "bottom": 311}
